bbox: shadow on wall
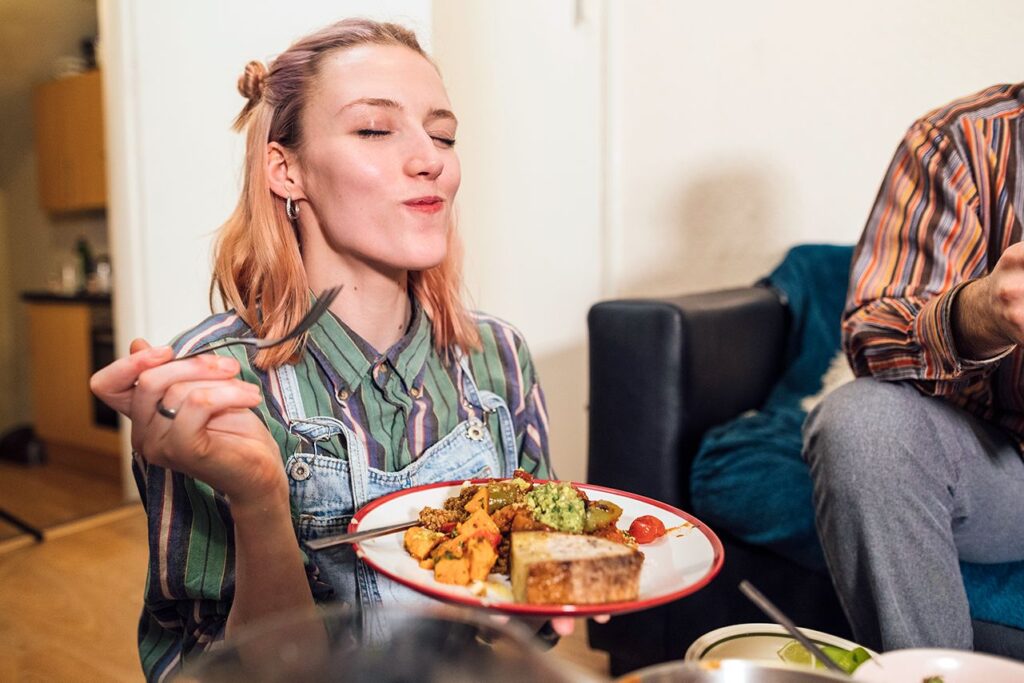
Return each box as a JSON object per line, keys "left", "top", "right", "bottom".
{"left": 617, "top": 161, "right": 792, "bottom": 299}
{"left": 532, "top": 342, "right": 589, "bottom": 484}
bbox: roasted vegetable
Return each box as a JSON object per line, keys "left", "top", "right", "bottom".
{"left": 465, "top": 486, "right": 489, "bottom": 513}
{"left": 434, "top": 556, "right": 470, "bottom": 585}
{"left": 584, "top": 499, "right": 623, "bottom": 532}
{"left": 404, "top": 527, "right": 446, "bottom": 560}
{"left": 486, "top": 480, "right": 527, "bottom": 513}
{"left": 458, "top": 508, "right": 501, "bottom": 537}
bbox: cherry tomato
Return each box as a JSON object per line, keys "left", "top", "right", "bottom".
{"left": 629, "top": 515, "right": 666, "bottom": 544}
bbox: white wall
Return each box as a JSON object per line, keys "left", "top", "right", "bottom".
{"left": 608, "top": 0, "right": 1024, "bottom": 298}
{"left": 102, "top": 0, "right": 1024, "bottom": 488}
{"left": 434, "top": 0, "right": 1024, "bottom": 483}
{"left": 433, "top": 0, "right": 604, "bottom": 482}
{"left": 99, "top": 0, "right": 431, "bottom": 492}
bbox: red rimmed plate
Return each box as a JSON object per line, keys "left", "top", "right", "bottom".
{"left": 351, "top": 479, "right": 724, "bottom": 617}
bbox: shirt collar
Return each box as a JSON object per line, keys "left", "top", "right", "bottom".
{"left": 306, "top": 292, "right": 432, "bottom": 393}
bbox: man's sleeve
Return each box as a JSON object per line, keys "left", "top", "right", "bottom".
{"left": 844, "top": 119, "right": 1004, "bottom": 396}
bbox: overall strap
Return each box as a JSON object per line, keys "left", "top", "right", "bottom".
{"left": 457, "top": 353, "right": 520, "bottom": 477}
{"left": 275, "top": 363, "right": 371, "bottom": 506}
{"left": 275, "top": 363, "right": 307, "bottom": 421}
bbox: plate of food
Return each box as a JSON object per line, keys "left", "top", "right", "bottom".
{"left": 350, "top": 471, "right": 724, "bottom": 616}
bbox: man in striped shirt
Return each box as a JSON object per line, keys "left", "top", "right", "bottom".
{"left": 803, "top": 84, "right": 1024, "bottom": 652}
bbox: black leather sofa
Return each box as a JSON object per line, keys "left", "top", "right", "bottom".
{"left": 585, "top": 284, "right": 1024, "bottom": 676}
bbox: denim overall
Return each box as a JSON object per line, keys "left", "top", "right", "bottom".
{"left": 276, "top": 353, "right": 520, "bottom": 617}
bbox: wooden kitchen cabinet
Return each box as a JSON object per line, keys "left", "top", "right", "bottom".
{"left": 25, "top": 297, "right": 120, "bottom": 479}
{"left": 32, "top": 70, "right": 106, "bottom": 213}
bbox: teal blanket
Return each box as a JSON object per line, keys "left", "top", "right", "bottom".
{"left": 690, "top": 244, "right": 1024, "bottom": 630}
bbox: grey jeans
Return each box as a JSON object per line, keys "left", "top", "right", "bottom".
{"left": 803, "top": 377, "right": 1024, "bottom": 651}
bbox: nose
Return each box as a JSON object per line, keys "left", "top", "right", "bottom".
{"left": 403, "top": 132, "right": 444, "bottom": 180}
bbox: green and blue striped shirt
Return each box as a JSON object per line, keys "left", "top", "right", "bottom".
{"left": 132, "top": 299, "right": 551, "bottom": 680}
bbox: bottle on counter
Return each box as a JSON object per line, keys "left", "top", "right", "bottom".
{"left": 92, "top": 254, "right": 112, "bottom": 293}
{"left": 75, "top": 238, "right": 94, "bottom": 283}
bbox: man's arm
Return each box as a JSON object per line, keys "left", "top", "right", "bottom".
{"left": 844, "top": 119, "right": 1007, "bottom": 393}
{"left": 952, "top": 245, "right": 1024, "bottom": 359}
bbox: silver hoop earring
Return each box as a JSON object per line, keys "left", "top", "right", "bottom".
{"left": 285, "top": 195, "right": 300, "bottom": 221}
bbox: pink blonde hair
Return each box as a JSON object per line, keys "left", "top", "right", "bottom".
{"left": 212, "top": 18, "right": 480, "bottom": 369}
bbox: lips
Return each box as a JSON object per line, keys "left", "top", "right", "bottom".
{"left": 404, "top": 196, "right": 444, "bottom": 214}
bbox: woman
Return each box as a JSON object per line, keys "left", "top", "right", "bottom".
{"left": 91, "top": 19, "right": 555, "bottom": 680}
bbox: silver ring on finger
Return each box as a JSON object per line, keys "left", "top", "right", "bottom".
{"left": 156, "top": 398, "right": 178, "bottom": 420}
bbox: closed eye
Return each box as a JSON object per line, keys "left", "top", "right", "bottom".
{"left": 357, "top": 129, "right": 391, "bottom": 138}
{"left": 432, "top": 136, "right": 456, "bottom": 148}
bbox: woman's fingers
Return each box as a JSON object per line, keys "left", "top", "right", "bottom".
{"left": 549, "top": 617, "right": 576, "bottom": 636}
{"left": 129, "top": 337, "right": 152, "bottom": 354}
{"left": 132, "top": 355, "right": 243, "bottom": 429}
{"left": 548, "top": 613, "right": 610, "bottom": 636}
{"left": 90, "top": 342, "right": 173, "bottom": 415}
{"left": 159, "top": 379, "right": 260, "bottom": 417}
{"left": 144, "top": 383, "right": 263, "bottom": 480}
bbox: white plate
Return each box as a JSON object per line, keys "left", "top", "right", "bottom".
{"left": 853, "top": 648, "right": 1024, "bottom": 682}
{"left": 351, "top": 479, "right": 724, "bottom": 617}
{"left": 685, "top": 623, "right": 874, "bottom": 665}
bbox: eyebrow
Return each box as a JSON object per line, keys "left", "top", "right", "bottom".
{"left": 340, "top": 97, "right": 458, "bottom": 125}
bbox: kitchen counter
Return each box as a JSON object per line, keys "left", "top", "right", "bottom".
{"left": 21, "top": 291, "right": 111, "bottom": 305}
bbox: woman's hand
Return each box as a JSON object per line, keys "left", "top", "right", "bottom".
{"left": 89, "top": 338, "right": 175, "bottom": 416}
{"left": 549, "top": 614, "right": 611, "bottom": 637}
{"left": 90, "top": 338, "right": 285, "bottom": 505}
{"left": 493, "top": 614, "right": 611, "bottom": 647}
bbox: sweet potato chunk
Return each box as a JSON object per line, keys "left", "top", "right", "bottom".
{"left": 403, "top": 526, "right": 445, "bottom": 560}
{"left": 464, "top": 486, "right": 489, "bottom": 514}
{"left": 434, "top": 556, "right": 471, "bottom": 585}
{"left": 457, "top": 509, "right": 500, "bottom": 537}
{"left": 467, "top": 537, "right": 498, "bottom": 582}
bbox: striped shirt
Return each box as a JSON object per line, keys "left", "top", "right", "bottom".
{"left": 133, "top": 298, "right": 552, "bottom": 681}
{"left": 845, "top": 82, "right": 1024, "bottom": 447}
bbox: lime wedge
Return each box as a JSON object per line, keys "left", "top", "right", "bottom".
{"left": 777, "top": 640, "right": 860, "bottom": 673}
{"left": 777, "top": 640, "right": 815, "bottom": 667}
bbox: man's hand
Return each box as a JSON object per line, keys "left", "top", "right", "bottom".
{"left": 953, "top": 242, "right": 1024, "bottom": 359}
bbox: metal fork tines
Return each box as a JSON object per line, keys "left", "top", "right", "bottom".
{"left": 175, "top": 285, "right": 342, "bottom": 361}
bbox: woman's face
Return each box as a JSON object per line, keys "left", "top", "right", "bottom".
{"left": 296, "top": 44, "right": 460, "bottom": 274}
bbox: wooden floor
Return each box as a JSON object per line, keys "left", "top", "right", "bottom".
{"left": 0, "top": 508, "right": 610, "bottom": 682}
{"left": 0, "top": 510, "right": 148, "bottom": 682}
{"left": 0, "top": 459, "right": 125, "bottom": 540}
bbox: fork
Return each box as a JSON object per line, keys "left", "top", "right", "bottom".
{"left": 174, "top": 285, "right": 343, "bottom": 361}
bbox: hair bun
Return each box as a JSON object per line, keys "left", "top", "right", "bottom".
{"left": 237, "top": 60, "right": 268, "bottom": 103}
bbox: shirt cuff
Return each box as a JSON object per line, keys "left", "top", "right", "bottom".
{"left": 914, "top": 281, "right": 1015, "bottom": 379}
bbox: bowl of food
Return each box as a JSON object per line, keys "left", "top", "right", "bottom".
{"left": 684, "top": 623, "right": 875, "bottom": 674}
{"left": 852, "top": 648, "right": 1024, "bottom": 682}
{"left": 617, "top": 658, "right": 850, "bottom": 682}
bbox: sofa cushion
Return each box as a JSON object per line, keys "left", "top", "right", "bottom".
{"left": 689, "top": 244, "right": 1024, "bottom": 631}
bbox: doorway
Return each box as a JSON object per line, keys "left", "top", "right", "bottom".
{"left": 0, "top": 0, "right": 128, "bottom": 551}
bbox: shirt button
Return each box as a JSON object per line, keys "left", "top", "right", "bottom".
{"left": 410, "top": 386, "right": 422, "bottom": 398}
{"left": 289, "top": 460, "right": 311, "bottom": 481}
{"left": 336, "top": 388, "right": 350, "bottom": 402}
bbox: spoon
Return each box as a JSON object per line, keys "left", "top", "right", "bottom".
{"left": 738, "top": 580, "right": 848, "bottom": 675}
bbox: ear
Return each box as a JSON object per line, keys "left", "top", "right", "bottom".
{"left": 267, "top": 142, "right": 307, "bottom": 201}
